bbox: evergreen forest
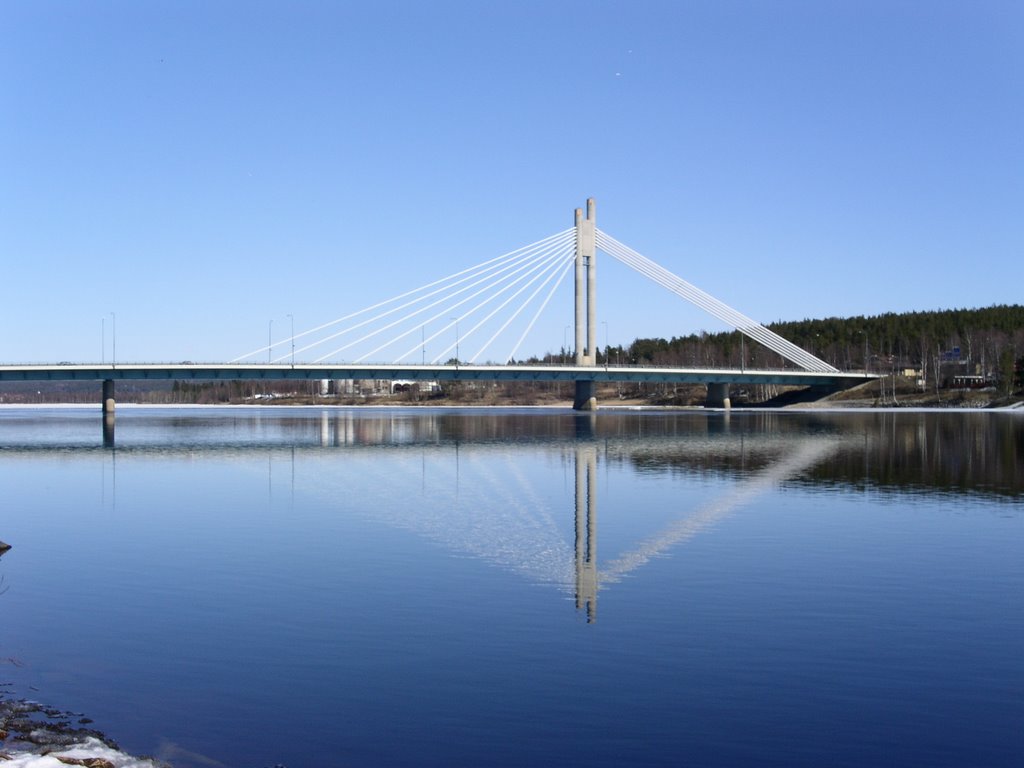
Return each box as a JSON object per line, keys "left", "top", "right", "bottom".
{"left": 583, "top": 304, "right": 1024, "bottom": 395}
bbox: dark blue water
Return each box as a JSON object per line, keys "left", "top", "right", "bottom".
{"left": 0, "top": 407, "right": 1021, "bottom": 767}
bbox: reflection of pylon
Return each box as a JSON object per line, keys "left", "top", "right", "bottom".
{"left": 574, "top": 445, "right": 598, "bottom": 622}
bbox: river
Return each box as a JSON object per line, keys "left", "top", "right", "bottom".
{"left": 0, "top": 406, "right": 1021, "bottom": 767}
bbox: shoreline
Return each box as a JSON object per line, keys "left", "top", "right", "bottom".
{"left": 0, "top": 695, "right": 167, "bottom": 768}
{"left": 1, "top": 401, "right": 1021, "bottom": 413}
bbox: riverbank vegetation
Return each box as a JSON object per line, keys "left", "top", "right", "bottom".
{"left": 577, "top": 304, "right": 1024, "bottom": 396}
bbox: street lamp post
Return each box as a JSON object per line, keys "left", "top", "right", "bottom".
{"left": 110, "top": 312, "right": 116, "bottom": 366}
{"left": 449, "top": 318, "right": 459, "bottom": 365}
{"left": 268, "top": 320, "right": 273, "bottom": 363}
{"left": 287, "top": 314, "right": 295, "bottom": 367}
{"left": 602, "top": 321, "right": 608, "bottom": 367}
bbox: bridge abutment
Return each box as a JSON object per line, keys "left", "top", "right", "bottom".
{"left": 706, "top": 382, "right": 731, "bottom": 409}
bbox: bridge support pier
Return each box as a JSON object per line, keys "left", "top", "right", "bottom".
{"left": 706, "top": 382, "right": 731, "bottom": 409}
{"left": 573, "top": 380, "right": 597, "bottom": 411}
{"left": 101, "top": 379, "right": 115, "bottom": 447}
{"left": 102, "top": 379, "right": 115, "bottom": 415}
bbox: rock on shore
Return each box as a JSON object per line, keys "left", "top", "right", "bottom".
{"left": 0, "top": 698, "right": 168, "bottom": 768}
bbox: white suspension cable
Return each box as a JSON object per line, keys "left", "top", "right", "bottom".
{"left": 328, "top": 233, "right": 574, "bottom": 363}
{"left": 366, "top": 242, "right": 569, "bottom": 364}
{"left": 423, "top": 243, "right": 573, "bottom": 364}
{"left": 463, "top": 243, "right": 576, "bottom": 363}
{"left": 440, "top": 250, "right": 568, "bottom": 365}
{"left": 296, "top": 229, "right": 574, "bottom": 361}
{"left": 230, "top": 228, "right": 574, "bottom": 362}
{"left": 596, "top": 231, "right": 828, "bottom": 370}
{"left": 505, "top": 251, "right": 577, "bottom": 364}
{"left": 596, "top": 229, "right": 838, "bottom": 372}
{"left": 600, "top": 235, "right": 827, "bottom": 370}
{"left": 307, "top": 231, "right": 575, "bottom": 362}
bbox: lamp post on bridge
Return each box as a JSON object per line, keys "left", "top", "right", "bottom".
{"left": 268, "top": 320, "right": 273, "bottom": 364}
{"left": 287, "top": 314, "right": 295, "bottom": 367}
{"left": 449, "top": 317, "right": 459, "bottom": 366}
{"left": 602, "top": 321, "right": 608, "bottom": 368}
{"left": 110, "top": 312, "right": 116, "bottom": 367}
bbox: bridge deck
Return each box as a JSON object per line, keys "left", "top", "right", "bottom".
{"left": 0, "top": 363, "right": 872, "bottom": 388}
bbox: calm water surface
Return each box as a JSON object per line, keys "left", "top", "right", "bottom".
{"left": 0, "top": 407, "right": 1021, "bottom": 767}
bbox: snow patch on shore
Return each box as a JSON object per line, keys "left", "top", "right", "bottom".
{"left": 1, "top": 736, "right": 167, "bottom": 767}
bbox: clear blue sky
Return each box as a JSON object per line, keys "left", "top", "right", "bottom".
{"left": 2, "top": 1, "right": 1021, "bottom": 364}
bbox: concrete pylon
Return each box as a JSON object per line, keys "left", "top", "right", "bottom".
{"left": 574, "top": 199, "right": 597, "bottom": 366}
{"left": 573, "top": 199, "right": 598, "bottom": 411}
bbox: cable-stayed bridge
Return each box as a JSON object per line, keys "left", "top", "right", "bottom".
{"left": 0, "top": 199, "right": 870, "bottom": 411}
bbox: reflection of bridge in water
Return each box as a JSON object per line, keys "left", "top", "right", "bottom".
{"left": 289, "top": 411, "right": 845, "bottom": 623}
{"left": 10, "top": 406, "right": 1021, "bottom": 620}
{"left": 569, "top": 437, "right": 840, "bottom": 622}
{"left": 4, "top": 408, "right": 935, "bottom": 622}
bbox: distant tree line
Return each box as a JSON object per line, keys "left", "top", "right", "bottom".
{"left": 524, "top": 305, "right": 1024, "bottom": 396}
{"left": 565, "top": 304, "right": 1024, "bottom": 395}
